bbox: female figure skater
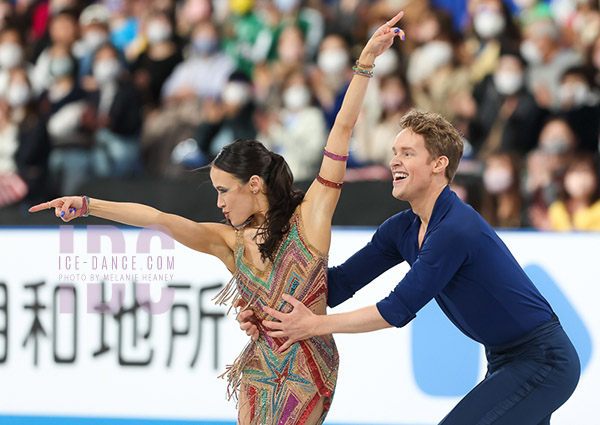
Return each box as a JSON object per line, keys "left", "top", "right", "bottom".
{"left": 29, "top": 12, "right": 405, "bottom": 425}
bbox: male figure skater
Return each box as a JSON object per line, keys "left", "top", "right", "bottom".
{"left": 242, "top": 109, "right": 580, "bottom": 424}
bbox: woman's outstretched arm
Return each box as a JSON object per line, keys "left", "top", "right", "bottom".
{"left": 302, "top": 11, "right": 405, "bottom": 252}
{"left": 29, "top": 196, "right": 236, "bottom": 270}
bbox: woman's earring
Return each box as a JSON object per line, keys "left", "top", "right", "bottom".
{"left": 253, "top": 190, "right": 257, "bottom": 194}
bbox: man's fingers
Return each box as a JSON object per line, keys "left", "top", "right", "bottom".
{"left": 281, "top": 294, "right": 301, "bottom": 308}
{"left": 267, "top": 330, "right": 287, "bottom": 338}
{"left": 264, "top": 306, "right": 285, "bottom": 321}
{"left": 262, "top": 319, "right": 283, "bottom": 330}
{"left": 278, "top": 340, "right": 293, "bottom": 353}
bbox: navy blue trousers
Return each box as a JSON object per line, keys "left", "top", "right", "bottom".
{"left": 439, "top": 315, "right": 580, "bottom": 425}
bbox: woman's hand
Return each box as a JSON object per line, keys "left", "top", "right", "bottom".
{"left": 263, "top": 294, "right": 320, "bottom": 353}
{"left": 28, "top": 196, "right": 85, "bottom": 222}
{"left": 361, "top": 11, "right": 405, "bottom": 60}
{"left": 234, "top": 299, "right": 259, "bottom": 342}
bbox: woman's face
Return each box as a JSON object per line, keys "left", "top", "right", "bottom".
{"left": 210, "top": 166, "right": 257, "bottom": 226}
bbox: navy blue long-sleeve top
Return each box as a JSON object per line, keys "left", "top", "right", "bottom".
{"left": 327, "top": 186, "right": 553, "bottom": 347}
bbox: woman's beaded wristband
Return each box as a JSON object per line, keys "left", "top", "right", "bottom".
{"left": 80, "top": 195, "right": 90, "bottom": 217}
{"left": 352, "top": 66, "right": 374, "bottom": 78}
{"left": 355, "top": 60, "right": 375, "bottom": 69}
{"left": 316, "top": 173, "right": 343, "bottom": 189}
{"left": 323, "top": 148, "right": 349, "bottom": 162}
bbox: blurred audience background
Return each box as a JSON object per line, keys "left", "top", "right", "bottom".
{"left": 0, "top": 0, "right": 599, "bottom": 230}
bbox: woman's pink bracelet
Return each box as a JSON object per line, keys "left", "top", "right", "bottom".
{"left": 323, "top": 148, "right": 349, "bottom": 162}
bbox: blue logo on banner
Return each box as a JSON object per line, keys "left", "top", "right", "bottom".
{"left": 411, "top": 264, "right": 592, "bottom": 397}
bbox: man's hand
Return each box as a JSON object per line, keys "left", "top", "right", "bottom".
{"left": 263, "top": 294, "right": 320, "bottom": 353}
{"left": 234, "top": 299, "right": 259, "bottom": 341}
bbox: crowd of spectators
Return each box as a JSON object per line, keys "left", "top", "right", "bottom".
{"left": 0, "top": 0, "right": 599, "bottom": 230}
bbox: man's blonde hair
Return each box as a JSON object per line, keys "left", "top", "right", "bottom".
{"left": 399, "top": 109, "right": 464, "bottom": 182}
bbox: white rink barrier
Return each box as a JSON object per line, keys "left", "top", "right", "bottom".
{"left": 0, "top": 226, "right": 597, "bottom": 425}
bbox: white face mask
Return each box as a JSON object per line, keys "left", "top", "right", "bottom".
{"left": 564, "top": 170, "right": 596, "bottom": 199}
{"left": 84, "top": 30, "right": 109, "bottom": 51}
{"left": 283, "top": 85, "right": 310, "bottom": 110}
{"left": 541, "top": 138, "right": 571, "bottom": 154}
{"left": 193, "top": 36, "right": 218, "bottom": 55}
{"left": 483, "top": 167, "right": 513, "bottom": 194}
{"left": 520, "top": 40, "right": 543, "bottom": 65}
{"left": 93, "top": 58, "right": 121, "bottom": 85}
{"left": 559, "top": 83, "right": 588, "bottom": 108}
{"left": 146, "top": 21, "right": 172, "bottom": 44}
{"left": 494, "top": 71, "right": 523, "bottom": 95}
{"left": 407, "top": 41, "right": 453, "bottom": 84}
{"left": 222, "top": 81, "right": 251, "bottom": 106}
{"left": 0, "top": 43, "right": 24, "bottom": 69}
{"left": 374, "top": 48, "right": 399, "bottom": 77}
{"left": 6, "top": 83, "right": 31, "bottom": 107}
{"left": 317, "top": 49, "right": 348, "bottom": 74}
{"left": 473, "top": 10, "right": 506, "bottom": 39}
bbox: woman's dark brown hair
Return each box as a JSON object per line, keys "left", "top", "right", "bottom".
{"left": 212, "top": 139, "right": 305, "bottom": 262}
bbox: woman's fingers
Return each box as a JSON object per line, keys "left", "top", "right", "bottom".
{"left": 236, "top": 309, "right": 255, "bottom": 324}
{"left": 386, "top": 10, "right": 405, "bottom": 28}
{"left": 29, "top": 198, "right": 62, "bottom": 213}
{"left": 60, "top": 199, "right": 78, "bottom": 221}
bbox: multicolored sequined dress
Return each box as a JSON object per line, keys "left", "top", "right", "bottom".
{"left": 215, "top": 205, "right": 339, "bottom": 425}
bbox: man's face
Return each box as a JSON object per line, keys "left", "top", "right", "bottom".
{"left": 389, "top": 129, "right": 437, "bottom": 201}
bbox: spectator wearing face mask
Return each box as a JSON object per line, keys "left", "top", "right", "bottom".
{"left": 556, "top": 66, "right": 600, "bottom": 152}
{"left": 131, "top": 11, "right": 183, "bottom": 110}
{"left": 310, "top": 34, "right": 352, "bottom": 129}
{"left": 42, "top": 45, "right": 93, "bottom": 195}
{"left": 480, "top": 151, "right": 525, "bottom": 228}
{"left": 526, "top": 117, "right": 578, "bottom": 225}
{"left": 466, "top": 0, "right": 522, "bottom": 84}
{"left": 521, "top": 16, "right": 584, "bottom": 110}
{"left": 30, "top": 10, "right": 79, "bottom": 95}
{"left": 408, "top": 33, "right": 473, "bottom": 125}
{"left": 193, "top": 71, "right": 257, "bottom": 161}
{"left": 0, "top": 26, "right": 32, "bottom": 97}
{"left": 469, "top": 49, "right": 543, "bottom": 158}
{"left": 532, "top": 153, "right": 600, "bottom": 230}
{"left": 260, "top": 70, "right": 325, "bottom": 182}
{"left": 83, "top": 43, "right": 143, "bottom": 178}
{"left": 252, "top": 24, "right": 311, "bottom": 112}
{"left": 74, "top": 4, "right": 115, "bottom": 82}
{"left": 161, "top": 21, "right": 235, "bottom": 105}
